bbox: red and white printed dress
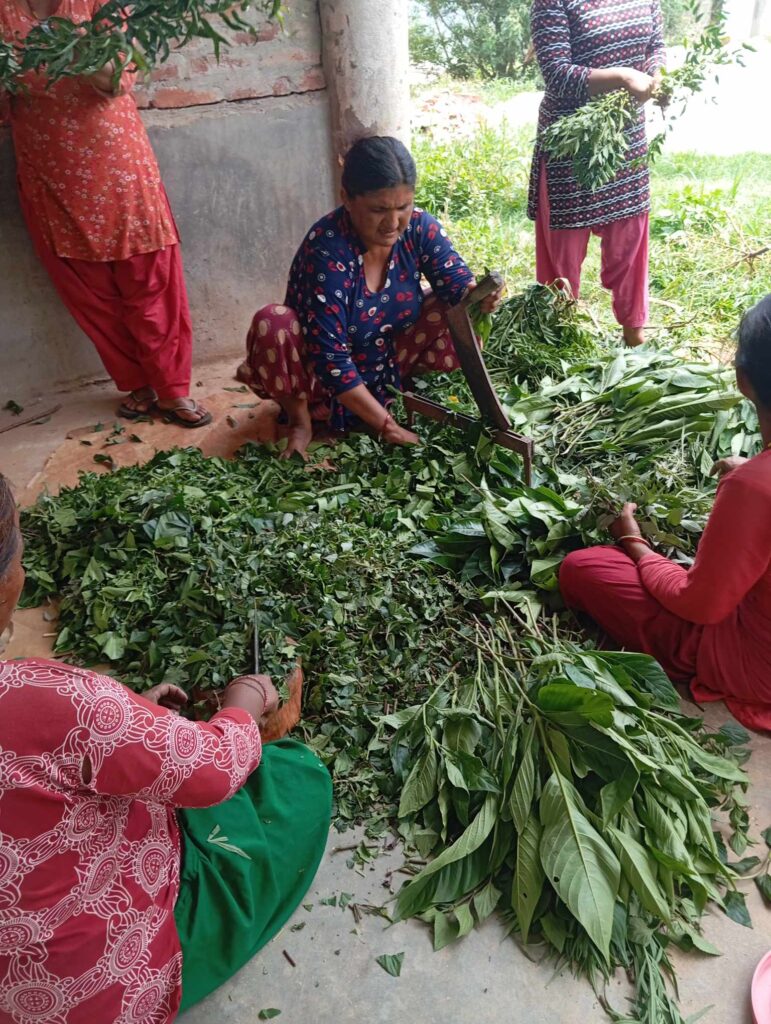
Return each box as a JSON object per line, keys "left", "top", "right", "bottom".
{"left": 0, "top": 659, "right": 261, "bottom": 1024}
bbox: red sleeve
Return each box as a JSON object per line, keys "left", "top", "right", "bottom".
{"left": 89, "top": 689, "right": 262, "bottom": 808}
{"left": 638, "top": 473, "right": 771, "bottom": 625}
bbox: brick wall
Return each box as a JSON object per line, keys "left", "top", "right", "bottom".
{"left": 134, "top": 1, "right": 326, "bottom": 110}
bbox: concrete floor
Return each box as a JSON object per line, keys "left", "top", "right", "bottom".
{"left": 2, "top": 370, "right": 771, "bottom": 1024}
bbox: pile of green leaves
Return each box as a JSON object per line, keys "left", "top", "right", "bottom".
{"left": 20, "top": 433, "right": 495, "bottom": 823}
{"left": 0, "top": 0, "right": 283, "bottom": 94}
{"left": 380, "top": 625, "right": 752, "bottom": 1022}
{"left": 18, "top": 279, "right": 765, "bottom": 1021}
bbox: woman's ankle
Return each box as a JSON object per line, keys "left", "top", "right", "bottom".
{"left": 622, "top": 325, "right": 645, "bottom": 347}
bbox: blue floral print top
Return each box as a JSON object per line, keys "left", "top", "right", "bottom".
{"left": 284, "top": 206, "right": 474, "bottom": 427}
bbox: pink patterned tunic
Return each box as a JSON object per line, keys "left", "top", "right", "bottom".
{"left": 528, "top": 0, "right": 667, "bottom": 230}
{"left": 0, "top": 659, "right": 261, "bottom": 1024}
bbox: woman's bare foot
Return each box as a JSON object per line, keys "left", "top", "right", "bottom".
{"left": 279, "top": 397, "right": 313, "bottom": 460}
{"left": 157, "top": 398, "right": 212, "bottom": 429}
{"left": 623, "top": 326, "right": 645, "bottom": 347}
{"left": 117, "top": 386, "right": 157, "bottom": 419}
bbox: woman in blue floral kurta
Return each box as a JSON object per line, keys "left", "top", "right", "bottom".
{"left": 239, "top": 136, "right": 503, "bottom": 459}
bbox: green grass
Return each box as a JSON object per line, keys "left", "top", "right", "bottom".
{"left": 414, "top": 124, "right": 771, "bottom": 355}
{"left": 411, "top": 72, "right": 539, "bottom": 105}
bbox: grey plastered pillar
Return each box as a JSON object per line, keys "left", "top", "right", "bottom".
{"left": 318, "top": 0, "right": 410, "bottom": 180}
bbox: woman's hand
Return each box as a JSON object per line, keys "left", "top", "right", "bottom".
{"left": 381, "top": 413, "right": 420, "bottom": 447}
{"left": 711, "top": 456, "right": 748, "bottom": 479}
{"left": 466, "top": 280, "right": 505, "bottom": 315}
{"left": 144, "top": 683, "right": 188, "bottom": 712}
{"left": 609, "top": 502, "right": 652, "bottom": 563}
{"left": 619, "top": 68, "right": 656, "bottom": 104}
{"left": 609, "top": 502, "right": 641, "bottom": 541}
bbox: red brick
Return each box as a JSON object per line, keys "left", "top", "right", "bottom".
{"left": 271, "top": 77, "right": 292, "bottom": 96}
{"left": 232, "top": 22, "right": 279, "bottom": 45}
{"left": 149, "top": 64, "right": 179, "bottom": 83}
{"left": 150, "top": 87, "right": 223, "bottom": 109}
{"left": 189, "top": 56, "right": 211, "bottom": 75}
{"left": 133, "top": 90, "right": 151, "bottom": 109}
{"left": 257, "top": 23, "right": 279, "bottom": 42}
{"left": 300, "top": 67, "right": 326, "bottom": 91}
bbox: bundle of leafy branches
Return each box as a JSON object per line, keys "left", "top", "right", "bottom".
{"left": 380, "top": 624, "right": 753, "bottom": 1022}
{"left": 541, "top": 1, "right": 744, "bottom": 191}
{"left": 0, "top": 0, "right": 283, "bottom": 94}
{"left": 481, "top": 282, "right": 598, "bottom": 385}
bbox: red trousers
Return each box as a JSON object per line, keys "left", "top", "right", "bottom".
{"left": 240, "top": 293, "right": 461, "bottom": 415}
{"left": 560, "top": 547, "right": 702, "bottom": 682}
{"left": 535, "top": 162, "right": 649, "bottom": 329}
{"left": 19, "top": 186, "right": 193, "bottom": 400}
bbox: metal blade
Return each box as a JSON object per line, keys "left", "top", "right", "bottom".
{"left": 252, "top": 603, "right": 261, "bottom": 674}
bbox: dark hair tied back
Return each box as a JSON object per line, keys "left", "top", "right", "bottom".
{"left": 736, "top": 294, "right": 771, "bottom": 409}
{"left": 342, "top": 136, "right": 417, "bottom": 199}
{"left": 0, "top": 474, "right": 18, "bottom": 581}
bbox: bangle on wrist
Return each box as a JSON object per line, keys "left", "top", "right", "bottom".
{"left": 617, "top": 534, "right": 651, "bottom": 549}
{"left": 227, "top": 677, "right": 268, "bottom": 706}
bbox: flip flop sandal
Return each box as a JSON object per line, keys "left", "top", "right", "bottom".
{"left": 160, "top": 403, "right": 213, "bottom": 429}
{"left": 117, "top": 391, "right": 157, "bottom": 420}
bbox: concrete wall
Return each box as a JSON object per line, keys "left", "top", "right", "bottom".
{"left": 0, "top": 0, "right": 336, "bottom": 398}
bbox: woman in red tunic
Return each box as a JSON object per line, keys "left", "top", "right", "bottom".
{"left": 0, "top": 0, "right": 210, "bottom": 427}
{"left": 560, "top": 294, "right": 771, "bottom": 730}
{"left": 0, "top": 475, "right": 332, "bottom": 1023}
{"left": 529, "top": 0, "right": 667, "bottom": 347}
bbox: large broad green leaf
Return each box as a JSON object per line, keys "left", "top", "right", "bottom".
{"left": 723, "top": 889, "right": 752, "bottom": 928}
{"left": 684, "top": 742, "right": 749, "bottom": 784}
{"left": 600, "top": 764, "right": 639, "bottom": 825}
{"left": 640, "top": 793, "right": 694, "bottom": 873}
{"left": 395, "top": 795, "right": 498, "bottom": 921}
{"left": 398, "top": 745, "right": 438, "bottom": 818}
{"left": 473, "top": 880, "right": 501, "bottom": 924}
{"left": 510, "top": 725, "right": 535, "bottom": 834}
{"left": 591, "top": 651, "right": 680, "bottom": 709}
{"left": 608, "top": 827, "right": 670, "bottom": 922}
{"left": 539, "top": 772, "right": 620, "bottom": 959}
{"left": 536, "top": 683, "right": 614, "bottom": 728}
{"left": 513, "top": 813, "right": 544, "bottom": 943}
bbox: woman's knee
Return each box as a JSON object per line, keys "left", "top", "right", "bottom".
{"left": 249, "top": 304, "right": 301, "bottom": 339}
{"left": 559, "top": 549, "right": 596, "bottom": 608}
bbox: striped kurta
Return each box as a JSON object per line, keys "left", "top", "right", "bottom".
{"left": 528, "top": 0, "right": 667, "bottom": 230}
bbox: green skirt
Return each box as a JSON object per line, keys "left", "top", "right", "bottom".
{"left": 173, "top": 739, "right": 332, "bottom": 1012}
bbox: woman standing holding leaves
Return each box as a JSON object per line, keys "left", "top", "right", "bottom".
{"left": 529, "top": 0, "right": 667, "bottom": 347}
{"left": 0, "top": 0, "right": 210, "bottom": 426}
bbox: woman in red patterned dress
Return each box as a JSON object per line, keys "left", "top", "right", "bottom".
{"left": 529, "top": 0, "right": 667, "bottom": 347}
{"left": 0, "top": 0, "right": 210, "bottom": 426}
{"left": 0, "top": 475, "right": 332, "bottom": 1023}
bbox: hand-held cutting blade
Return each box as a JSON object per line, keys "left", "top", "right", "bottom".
{"left": 447, "top": 273, "right": 510, "bottom": 431}
{"left": 252, "top": 603, "right": 260, "bottom": 674}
